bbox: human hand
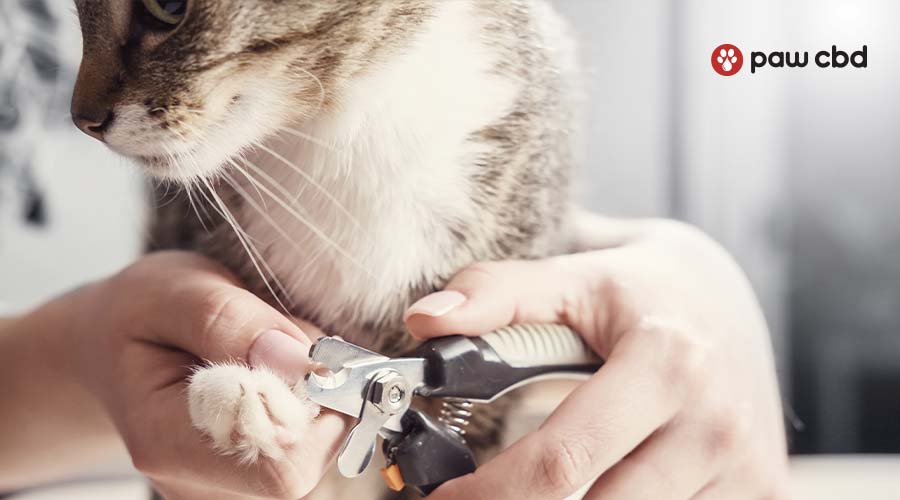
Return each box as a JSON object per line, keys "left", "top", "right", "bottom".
{"left": 64, "top": 251, "right": 347, "bottom": 500}
{"left": 406, "top": 219, "right": 789, "bottom": 500}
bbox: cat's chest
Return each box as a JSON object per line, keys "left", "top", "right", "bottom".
{"left": 225, "top": 102, "right": 491, "bottom": 342}
{"left": 230, "top": 162, "right": 472, "bottom": 341}
{"left": 208, "top": 0, "right": 521, "bottom": 343}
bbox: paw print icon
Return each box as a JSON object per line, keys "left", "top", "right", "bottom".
{"left": 712, "top": 44, "right": 744, "bottom": 76}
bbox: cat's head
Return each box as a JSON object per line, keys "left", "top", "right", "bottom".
{"left": 71, "top": 0, "right": 429, "bottom": 181}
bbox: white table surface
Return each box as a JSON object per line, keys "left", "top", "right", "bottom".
{"left": 9, "top": 455, "right": 900, "bottom": 500}
{"left": 790, "top": 455, "right": 900, "bottom": 499}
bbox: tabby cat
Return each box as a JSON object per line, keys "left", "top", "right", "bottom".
{"left": 71, "top": 0, "right": 578, "bottom": 497}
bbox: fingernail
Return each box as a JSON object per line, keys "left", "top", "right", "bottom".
{"left": 249, "top": 330, "right": 311, "bottom": 383}
{"left": 405, "top": 291, "right": 467, "bottom": 320}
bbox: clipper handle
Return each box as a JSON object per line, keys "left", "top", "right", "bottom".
{"left": 412, "top": 324, "right": 603, "bottom": 402}
{"left": 383, "top": 409, "right": 476, "bottom": 496}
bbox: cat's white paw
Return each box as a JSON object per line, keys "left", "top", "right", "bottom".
{"left": 187, "top": 363, "right": 319, "bottom": 464}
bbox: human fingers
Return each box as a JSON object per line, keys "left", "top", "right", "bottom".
{"left": 124, "top": 377, "right": 349, "bottom": 499}
{"left": 582, "top": 417, "right": 728, "bottom": 500}
{"left": 428, "top": 320, "right": 694, "bottom": 500}
{"left": 110, "top": 251, "right": 309, "bottom": 366}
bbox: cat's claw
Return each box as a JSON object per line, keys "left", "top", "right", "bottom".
{"left": 187, "top": 364, "right": 320, "bottom": 464}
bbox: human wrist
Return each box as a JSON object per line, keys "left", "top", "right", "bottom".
{"left": 22, "top": 283, "right": 104, "bottom": 387}
{"left": 0, "top": 315, "right": 20, "bottom": 338}
{"left": 0, "top": 284, "right": 121, "bottom": 489}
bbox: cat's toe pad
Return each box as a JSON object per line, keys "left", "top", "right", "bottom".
{"left": 187, "top": 364, "right": 319, "bottom": 463}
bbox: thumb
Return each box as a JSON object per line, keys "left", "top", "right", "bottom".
{"left": 404, "top": 258, "right": 589, "bottom": 339}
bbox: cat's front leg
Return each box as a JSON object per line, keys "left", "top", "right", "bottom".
{"left": 187, "top": 364, "right": 320, "bottom": 463}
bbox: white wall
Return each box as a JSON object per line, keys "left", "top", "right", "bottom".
{"left": 0, "top": 130, "right": 145, "bottom": 308}
{"left": 673, "top": 0, "right": 792, "bottom": 386}
{"left": 556, "top": 0, "right": 674, "bottom": 217}
{"left": 0, "top": 7, "right": 145, "bottom": 310}
{"left": 560, "top": 0, "right": 792, "bottom": 385}
{"left": 785, "top": 0, "right": 900, "bottom": 451}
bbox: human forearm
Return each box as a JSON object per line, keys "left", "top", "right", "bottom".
{"left": 0, "top": 287, "right": 121, "bottom": 490}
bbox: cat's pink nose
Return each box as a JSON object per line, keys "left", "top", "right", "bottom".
{"left": 72, "top": 111, "right": 112, "bottom": 143}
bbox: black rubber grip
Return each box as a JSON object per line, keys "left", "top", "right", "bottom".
{"left": 411, "top": 335, "right": 600, "bottom": 402}
{"left": 383, "top": 409, "right": 476, "bottom": 496}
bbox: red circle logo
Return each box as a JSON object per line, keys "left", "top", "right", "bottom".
{"left": 712, "top": 44, "right": 743, "bottom": 76}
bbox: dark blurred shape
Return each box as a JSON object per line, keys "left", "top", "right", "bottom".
{"left": 1, "top": 0, "right": 63, "bottom": 229}
{"left": 19, "top": 0, "right": 56, "bottom": 28}
{"left": 26, "top": 43, "right": 60, "bottom": 82}
{"left": 787, "top": 46, "right": 900, "bottom": 453}
{"left": 860, "top": 371, "right": 900, "bottom": 452}
{"left": 0, "top": 86, "right": 20, "bottom": 131}
{"left": 23, "top": 177, "right": 47, "bottom": 227}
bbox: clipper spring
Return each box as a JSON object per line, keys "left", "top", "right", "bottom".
{"left": 438, "top": 398, "right": 473, "bottom": 440}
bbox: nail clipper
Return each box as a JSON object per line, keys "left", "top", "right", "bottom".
{"left": 305, "top": 324, "right": 603, "bottom": 496}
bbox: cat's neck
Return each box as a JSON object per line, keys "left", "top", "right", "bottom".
{"left": 231, "top": 0, "right": 518, "bottom": 336}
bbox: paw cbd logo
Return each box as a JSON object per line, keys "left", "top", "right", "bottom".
{"left": 712, "top": 44, "right": 744, "bottom": 76}
{"left": 712, "top": 43, "right": 868, "bottom": 76}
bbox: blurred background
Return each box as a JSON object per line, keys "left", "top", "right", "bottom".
{"left": 1, "top": 0, "right": 898, "bottom": 496}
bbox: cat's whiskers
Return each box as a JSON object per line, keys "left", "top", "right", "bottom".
{"left": 233, "top": 156, "right": 338, "bottom": 248}
{"left": 274, "top": 127, "right": 344, "bottom": 154}
{"left": 163, "top": 129, "right": 213, "bottom": 231}
{"left": 151, "top": 178, "right": 182, "bottom": 210}
{"left": 157, "top": 125, "right": 291, "bottom": 310}
{"left": 157, "top": 137, "right": 206, "bottom": 231}
{"left": 153, "top": 88, "right": 371, "bottom": 301}
{"left": 225, "top": 166, "right": 337, "bottom": 294}
{"left": 165, "top": 60, "right": 355, "bottom": 233}
{"left": 176, "top": 119, "right": 269, "bottom": 210}
{"left": 228, "top": 158, "right": 372, "bottom": 278}
{"left": 252, "top": 142, "right": 363, "bottom": 233}
{"left": 221, "top": 171, "right": 313, "bottom": 262}
{"left": 285, "top": 64, "right": 327, "bottom": 119}
{"left": 246, "top": 140, "right": 360, "bottom": 282}
{"left": 227, "top": 159, "right": 353, "bottom": 297}
{"left": 197, "top": 176, "right": 294, "bottom": 313}
{"left": 194, "top": 64, "right": 247, "bottom": 108}
{"left": 231, "top": 156, "right": 269, "bottom": 211}
{"left": 223, "top": 160, "right": 356, "bottom": 296}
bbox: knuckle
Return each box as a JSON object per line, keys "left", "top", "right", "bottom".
{"left": 259, "top": 461, "right": 313, "bottom": 500}
{"left": 461, "top": 261, "right": 503, "bottom": 285}
{"left": 194, "top": 288, "right": 254, "bottom": 356}
{"left": 650, "top": 321, "right": 711, "bottom": 390}
{"left": 537, "top": 437, "right": 593, "bottom": 493}
{"left": 447, "top": 261, "right": 509, "bottom": 299}
{"left": 119, "top": 416, "right": 169, "bottom": 478}
{"left": 118, "top": 255, "right": 159, "bottom": 280}
{"left": 762, "top": 476, "right": 792, "bottom": 500}
{"left": 703, "top": 406, "right": 748, "bottom": 458}
{"left": 128, "top": 440, "right": 165, "bottom": 478}
{"left": 629, "top": 455, "right": 676, "bottom": 492}
{"left": 116, "top": 251, "right": 179, "bottom": 282}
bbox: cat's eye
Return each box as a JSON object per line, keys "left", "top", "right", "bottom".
{"left": 141, "top": 0, "right": 187, "bottom": 26}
